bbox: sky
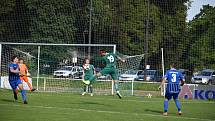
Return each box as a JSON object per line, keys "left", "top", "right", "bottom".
{"left": 187, "top": 0, "right": 215, "bottom": 21}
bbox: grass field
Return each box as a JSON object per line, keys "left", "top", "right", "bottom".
{"left": 0, "top": 89, "right": 215, "bottom": 121}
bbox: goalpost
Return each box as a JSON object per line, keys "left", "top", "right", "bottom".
{"left": 0, "top": 42, "right": 143, "bottom": 96}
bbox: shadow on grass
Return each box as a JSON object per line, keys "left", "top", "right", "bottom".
{"left": 145, "top": 109, "right": 163, "bottom": 114}
{"left": 0, "top": 99, "right": 16, "bottom": 103}
{"left": 70, "top": 101, "right": 111, "bottom": 106}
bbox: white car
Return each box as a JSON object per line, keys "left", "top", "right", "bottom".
{"left": 53, "top": 66, "right": 83, "bottom": 78}
{"left": 119, "top": 70, "right": 143, "bottom": 81}
{"left": 191, "top": 69, "right": 215, "bottom": 85}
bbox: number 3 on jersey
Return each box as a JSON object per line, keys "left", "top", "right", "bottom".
{"left": 107, "top": 55, "right": 115, "bottom": 63}
{"left": 171, "top": 74, "right": 177, "bottom": 82}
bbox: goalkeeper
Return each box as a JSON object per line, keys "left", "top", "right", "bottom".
{"left": 19, "top": 58, "right": 36, "bottom": 92}
{"left": 82, "top": 58, "right": 96, "bottom": 96}
{"left": 83, "top": 49, "right": 125, "bottom": 99}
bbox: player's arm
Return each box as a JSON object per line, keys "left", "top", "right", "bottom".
{"left": 180, "top": 79, "right": 185, "bottom": 86}
{"left": 158, "top": 77, "right": 167, "bottom": 90}
{"left": 159, "top": 72, "right": 168, "bottom": 89}
{"left": 116, "top": 56, "right": 125, "bottom": 63}
{"left": 180, "top": 73, "right": 185, "bottom": 86}
{"left": 161, "top": 77, "right": 167, "bottom": 87}
{"left": 10, "top": 67, "right": 19, "bottom": 73}
{"left": 25, "top": 65, "right": 29, "bottom": 73}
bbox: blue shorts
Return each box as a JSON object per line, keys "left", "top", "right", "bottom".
{"left": 9, "top": 79, "right": 22, "bottom": 90}
{"left": 165, "top": 91, "right": 179, "bottom": 100}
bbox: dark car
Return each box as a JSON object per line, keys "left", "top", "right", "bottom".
{"left": 137, "top": 69, "right": 161, "bottom": 82}
{"left": 178, "top": 69, "right": 193, "bottom": 83}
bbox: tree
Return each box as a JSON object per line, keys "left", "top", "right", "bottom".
{"left": 25, "top": 0, "right": 77, "bottom": 43}
{"left": 187, "top": 5, "right": 215, "bottom": 70}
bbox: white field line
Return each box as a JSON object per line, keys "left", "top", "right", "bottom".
{"left": 0, "top": 103, "right": 214, "bottom": 121}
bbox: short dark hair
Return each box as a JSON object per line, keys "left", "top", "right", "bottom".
{"left": 85, "top": 58, "right": 89, "bottom": 62}
{"left": 19, "top": 57, "right": 24, "bottom": 61}
{"left": 170, "top": 62, "right": 176, "bottom": 68}
{"left": 99, "top": 49, "right": 106, "bottom": 54}
{"left": 11, "top": 55, "right": 18, "bottom": 62}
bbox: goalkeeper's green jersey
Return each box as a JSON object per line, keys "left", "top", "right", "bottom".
{"left": 102, "top": 53, "right": 117, "bottom": 68}
{"left": 83, "top": 64, "right": 95, "bottom": 77}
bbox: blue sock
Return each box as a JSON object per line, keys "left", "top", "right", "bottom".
{"left": 174, "top": 99, "right": 181, "bottom": 111}
{"left": 164, "top": 100, "right": 168, "bottom": 112}
{"left": 21, "top": 90, "right": 26, "bottom": 101}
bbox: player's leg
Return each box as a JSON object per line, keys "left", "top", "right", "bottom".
{"left": 163, "top": 92, "right": 172, "bottom": 116}
{"left": 89, "top": 84, "right": 93, "bottom": 96}
{"left": 111, "top": 70, "right": 122, "bottom": 99}
{"left": 82, "top": 84, "right": 87, "bottom": 95}
{"left": 15, "top": 88, "right": 19, "bottom": 94}
{"left": 88, "top": 73, "right": 102, "bottom": 82}
{"left": 23, "top": 76, "right": 36, "bottom": 92}
{"left": 17, "top": 80, "right": 27, "bottom": 104}
{"left": 23, "top": 76, "right": 32, "bottom": 91}
{"left": 83, "top": 73, "right": 102, "bottom": 85}
{"left": 173, "top": 93, "right": 182, "bottom": 115}
{"left": 9, "top": 81, "right": 18, "bottom": 101}
{"left": 82, "top": 76, "right": 88, "bottom": 95}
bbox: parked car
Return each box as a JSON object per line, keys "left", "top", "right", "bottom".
{"left": 138, "top": 69, "right": 161, "bottom": 82}
{"left": 119, "top": 70, "right": 143, "bottom": 81}
{"left": 53, "top": 66, "right": 83, "bottom": 79}
{"left": 191, "top": 69, "right": 215, "bottom": 85}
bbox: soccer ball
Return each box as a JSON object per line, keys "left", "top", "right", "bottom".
{"left": 83, "top": 64, "right": 90, "bottom": 70}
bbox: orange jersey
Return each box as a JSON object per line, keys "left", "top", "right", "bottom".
{"left": 19, "top": 64, "right": 28, "bottom": 75}
{"left": 20, "top": 76, "right": 29, "bottom": 82}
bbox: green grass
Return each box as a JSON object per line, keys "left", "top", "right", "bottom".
{"left": 0, "top": 89, "right": 215, "bottom": 121}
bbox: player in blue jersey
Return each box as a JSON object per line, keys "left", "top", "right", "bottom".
{"left": 161, "top": 63, "right": 185, "bottom": 116}
{"left": 9, "top": 56, "right": 27, "bottom": 104}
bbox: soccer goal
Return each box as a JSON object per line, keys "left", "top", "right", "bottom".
{"left": 0, "top": 42, "right": 143, "bottom": 96}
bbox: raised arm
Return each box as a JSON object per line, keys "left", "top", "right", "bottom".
{"left": 117, "top": 56, "right": 125, "bottom": 63}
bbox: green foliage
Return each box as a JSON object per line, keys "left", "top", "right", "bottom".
{"left": 187, "top": 5, "right": 215, "bottom": 70}
{"left": 25, "top": 0, "right": 77, "bottom": 43}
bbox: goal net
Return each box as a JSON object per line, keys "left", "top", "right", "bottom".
{"left": 117, "top": 53, "right": 144, "bottom": 96}
{"left": 0, "top": 43, "right": 143, "bottom": 96}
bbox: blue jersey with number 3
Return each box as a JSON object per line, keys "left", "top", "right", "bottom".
{"left": 164, "top": 69, "right": 184, "bottom": 93}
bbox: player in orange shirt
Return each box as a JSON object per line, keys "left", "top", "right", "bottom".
{"left": 19, "top": 58, "right": 36, "bottom": 92}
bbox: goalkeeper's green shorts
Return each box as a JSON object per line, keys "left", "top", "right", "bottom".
{"left": 100, "top": 67, "right": 118, "bottom": 80}
{"left": 83, "top": 75, "right": 93, "bottom": 84}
